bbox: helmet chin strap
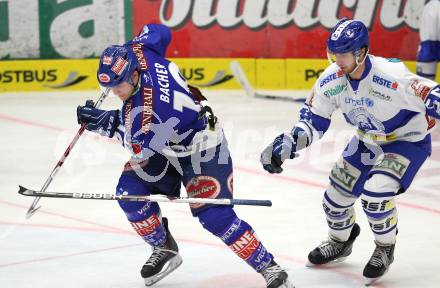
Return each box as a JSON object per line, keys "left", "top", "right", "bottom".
{"left": 348, "top": 48, "right": 369, "bottom": 77}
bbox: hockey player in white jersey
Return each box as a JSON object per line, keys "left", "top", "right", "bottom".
{"left": 261, "top": 18, "right": 440, "bottom": 285}
{"left": 416, "top": 0, "right": 440, "bottom": 80}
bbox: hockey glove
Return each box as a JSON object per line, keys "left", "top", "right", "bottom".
{"left": 77, "top": 100, "right": 120, "bottom": 138}
{"left": 260, "top": 133, "right": 299, "bottom": 174}
{"left": 189, "top": 84, "right": 218, "bottom": 130}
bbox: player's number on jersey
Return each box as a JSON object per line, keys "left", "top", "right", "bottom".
{"left": 431, "top": 86, "right": 440, "bottom": 97}
{"left": 173, "top": 91, "right": 200, "bottom": 112}
{"left": 169, "top": 62, "right": 200, "bottom": 113}
{"left": 426, "top": 85, "right": 440, "bottom": 116}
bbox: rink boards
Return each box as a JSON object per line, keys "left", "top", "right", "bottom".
{"left": 1, "top": 58, "right": 437, "bottom": 93}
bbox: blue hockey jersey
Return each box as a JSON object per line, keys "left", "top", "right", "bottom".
{"left": 113, "top": 24, "right": 223, "bottom": 162}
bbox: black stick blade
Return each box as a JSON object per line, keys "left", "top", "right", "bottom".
{"left": 18, "top": 185, "right": 35, "bottom": 196}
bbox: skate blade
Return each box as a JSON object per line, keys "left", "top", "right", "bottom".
{"left": 364, "top": 267, "right": 390, "bottom": 286}
{"left": 364, "top": 277, "right": 380, "bottom": 286}
{"left": 144, "top": 254, "right": 183, "bottom": 286}
{"left": 281, "top": 279, "right": 295, "bottom": 288}
{"left": 305, "top": 256, "right": 347, "bottom": 267}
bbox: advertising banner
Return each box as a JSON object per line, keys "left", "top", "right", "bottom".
{"left": 0, "top": 0, "right": 131, "bottom": 59}
{"left": 1, "top": 58, "right": 432, "bottom": 93}
{"left": 0, "top": 59, "right": 99, "bottom": 92}
{"left": 0, "top": 0, "right": 429, "bottom": 60}
{"left": 133, "top": 0, "right": 427, "bottom": 60}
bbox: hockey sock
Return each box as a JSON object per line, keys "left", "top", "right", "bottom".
{"left": 198, "top": 206, "right": 273, "bottom": 272}
{"left": 117, "top": 175, "right": 167, "bottom": 247}
{"left": 129, "top": 206, "right": 167, "bottom": 247}
{"left": 323, "top": 185, "right": 357, "bottom": 241}
{"left": 362, "top": 175, "right": 399, "bottom": 244}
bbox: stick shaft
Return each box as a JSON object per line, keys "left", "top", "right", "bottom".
{"left": 19, "top": 186, "right": 272, "bottom": 207}
{"left": 25, "top": 90, "right": 109, "bottom": 218}
{"left": 230, "top": 60, "right": 305, "bottom": 103}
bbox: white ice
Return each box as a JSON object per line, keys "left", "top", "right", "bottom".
{"left": 1, "top": 90, "right": 439, "bottom": 288}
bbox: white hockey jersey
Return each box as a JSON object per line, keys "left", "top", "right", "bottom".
{"left": 416, "top": 0, "right": 440, "bottom": 79}
{"left": 303, "top": 55, "right": 438, "bottom": 145}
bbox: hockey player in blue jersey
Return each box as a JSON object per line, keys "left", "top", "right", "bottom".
{"left": 416, "top": 0, "right": 440, "bottom": 80}
{"left": 261, "top": 19, "right": 440, "bottom": 285}
{"left": 77, "top": 24, "right": 293, "bottom": 288}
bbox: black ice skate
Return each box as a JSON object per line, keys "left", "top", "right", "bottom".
{"left": 141, "top": 217, "right": 183, "bottom": 286}
{"left": 363, "top": 242, "right": 395, "bottom": 286}
{"left": 261, "top": 260, "right": 295, "bottom": 288}
{"left": 307, "top": 223, "right": 360, "bottom": 266}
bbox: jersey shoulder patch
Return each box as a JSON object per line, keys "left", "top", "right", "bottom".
{"left": 371, "top": 55, "right": 407, "bottom": 77}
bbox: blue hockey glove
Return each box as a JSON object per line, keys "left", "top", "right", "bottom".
{"left": 77, "top": 100, "right": 119, "bottom": 138}
{"left": 260, "top": 133, "right": 299, "bottom": 174}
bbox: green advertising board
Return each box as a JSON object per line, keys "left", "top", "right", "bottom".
{"left": 0, "top": 0, "right": 132, "bottom": 59}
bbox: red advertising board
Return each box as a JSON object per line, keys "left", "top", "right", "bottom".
{"left": 133, "top": 0, "right": 425, "bottom": 60}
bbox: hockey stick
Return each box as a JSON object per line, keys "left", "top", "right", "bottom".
{"left": 229, "top": 60, "right": 306, "bottom": 103}
{"left": 18, "top": 185, "right": 272, "bottom": 207}
{"left": 24, "top": 89, "right": 110, "bottom": 219}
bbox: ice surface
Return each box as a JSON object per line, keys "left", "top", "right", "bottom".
{"left": 1, "top": 90, "right": 439, "bottom": 288}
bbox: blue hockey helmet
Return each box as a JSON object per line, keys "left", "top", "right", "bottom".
{"left": 97, "top": 45, "right": 139, "bottom": 88}
{"left": 327, "top": 19, "right": 369, "bottom": 55}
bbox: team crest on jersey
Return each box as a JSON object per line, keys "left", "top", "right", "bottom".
{"left": 320, "top": 70, "right": 343, "bottom": 87}
{"left": 111, "top": 57, "right": 128, "bottom": 76}
{"left": 346, "top": 107, "right": 385, "bottom": 133}
{"left": 372, "top": 75, "right": 398, "bottom": 90}
{"left": 98, "top": 73, "right": 110, "bottom": 83}
{"left": 102, "top": 56, "right": 113, "bottom": 65}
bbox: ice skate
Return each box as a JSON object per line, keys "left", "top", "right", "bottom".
{"left": 141, "top": 218, "right": 183, "bottom": 286}
{"left": 363, "top": 242, "right": 395, "bottom": 286}
{"left": 307, "top": 223, "right": 360, "bottom": 267}
{"left": 260, "top": 260, "right": 295, "bottom": 288}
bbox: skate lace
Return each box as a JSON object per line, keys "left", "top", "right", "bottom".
{"left": 145, "top": 246, "right": 174, "bottom": 267}
{"left": 318, "top": 240, "right": 344, "bottom": 259}
{"left": 369, "top": 246, "right": 392, "bottom": 268}
{"left": 262, "top": 264, "right": 284, "bottom": 285}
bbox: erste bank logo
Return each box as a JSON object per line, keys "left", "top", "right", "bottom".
{"left": 372, "top": 75, "right": 398, "bottom": 90}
